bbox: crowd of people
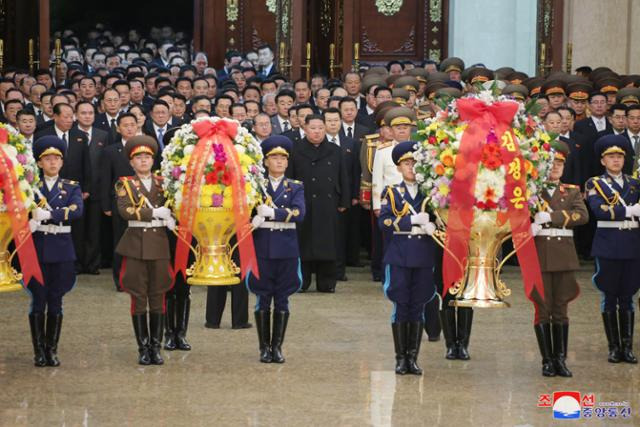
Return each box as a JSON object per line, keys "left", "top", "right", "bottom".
{"left": 3, "top": 24, "right": 640, "bottom": 374}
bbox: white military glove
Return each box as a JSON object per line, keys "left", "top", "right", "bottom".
{"left": 530, "top": 223, "right": 542, "bottom": 236}
{"left": 422, "top": 222, "right": 436, "bottom": 236}
{"left": 29, "top": 219, "right": 40, "bottom": 232}
{"left": 152, "top": 206, "right": 172, "bottom": 220}
{"left": 257, "top": 204, "right": 275, "bottom": 219}
{"left": 164, "top": 217, "right": 176, "bottom": 231}
{"left": 534, "top": 211, "right": 552, "bottom": 224}
{"left": 33, "top": 207, "right": 52, "bottom": 221}
{"left": 410, "top": 212, "right": 430, "bottom": 226}
{"left": 251, "top": 215, "right": 266, "bottom": 228}
{"left": 625, "top": 204, "right": 640, "bottom": 218}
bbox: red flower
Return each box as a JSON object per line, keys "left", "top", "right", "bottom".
{"left": 531, "top": 146, "right": 538, "bottom": 153}
{"left": 481, "top": 143, "right": 502, "bottom": 170}
{"left": 428, "top": 136, "right": 437, "bottom": 145}
{"left": 543, "top": 143, "right": 550, "bottom": 151}
{"left": 221, "top": 172, "right": 232, "bottom": 186}
{"left": 214, "top": 161, "right": 226, "bottom": 173}
{"left": 205, "top": 171, "right": 218, "bottom": 185}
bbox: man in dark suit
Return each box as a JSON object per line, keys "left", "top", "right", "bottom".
{"left": 100, "top": 113, "right": 137, "bottom": 290}
{"left": 324, "top": 108, "right": 361, "bottom": 280}
{"left": 282, "top": 104, "right": 314, "bottom": 143}
{"left": 74, "top": 101, "right": 110, "bottom": 274}
{"left": 622, "top": 105, "right": 640, "bottom": 173}
{"left": 142, "top": 100, "right": 172, "bottom": 170}
{"left": 257, "top": 45, "right": 278, "bottom": 78}
{"left": 286, "top": 114, "right": 350, "bottom": 293}
{"left": 270, "top": 90, "right": 295, "bottom": 135}
{"left": 94, "top": 88, "right": 122, "bottom": 145}
{"left": 339, "top": 97, "right": 370, "bottom": 269}
{"left": 557, "top": 106, "right": 586, "bottom": 187}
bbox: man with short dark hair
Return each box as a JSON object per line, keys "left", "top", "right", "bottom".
{"left": 271, "top": 90, "right": 295, "bottom": 134}
{"left": 286, "top": 114, "right": 349, "bottom": 293}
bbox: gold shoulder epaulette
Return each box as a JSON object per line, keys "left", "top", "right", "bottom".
{"left": 61, "top": 179, "right": 78, "bottom": 186}
{"left": 378, "top": 141, "right": 392, "bottom": 150}
{"left": 365, "top": 133, "right": 380, "bottom": 141}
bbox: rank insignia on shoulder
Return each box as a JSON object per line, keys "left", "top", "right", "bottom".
{"left": 384, "top": 218, "right": 393, "bottom": 226}
{"left": 126, "top": 207, "right": 135, "bottom": 214}
{"left": 600, "top": 204, "right": 609, "bottom": 211}
{"left": 571, "top": 212, "right": 581, "bottom": 221}
{"left": 117, "top": 187, "right": 127, "bottom": 197}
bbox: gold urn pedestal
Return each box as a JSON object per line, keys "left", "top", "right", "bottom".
{"left": 0, "top": 212, "right": 24, "bottom": 293}
{"left": 186, "top": 207, "right": 241, "bottom": 286}
{"left": 436, "top": 209, "right": 513, "bottom": 309}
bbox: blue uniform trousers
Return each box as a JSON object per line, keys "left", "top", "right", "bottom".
{"left": 26, "top": 262, "right": 76, "bottom": 315}
{"left": 593, "top": 257, "right": 638, "bottom": 312}
{"left": 384, "top": 265, "right": 436, "bottom": 322}
{"left": 246, "top": 257, "right": 301, "bottom": 312}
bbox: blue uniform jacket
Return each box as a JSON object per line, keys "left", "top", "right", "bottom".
{"left": 253, "top": 178, "right": 306, "bottom": 259}
{"left": 378, "top": 182, "right": 435, "bottom": 268}
{"left": 32, "top": 178, "right": 84, "bottom": 263}
{"left": 586, "top": 173, "right": 640, "bottom": 259}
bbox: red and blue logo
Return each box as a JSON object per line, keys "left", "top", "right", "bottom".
{"left": 552, "top": 391, "right": 581, "bottom": 419}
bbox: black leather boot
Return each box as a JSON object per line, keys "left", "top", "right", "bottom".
{"left": 164, "top": 293, "right": 177, "bottom": 351}
{"left": 456, "top": 307, "right": 473, "bottom": 360}
{"left": 602, "top": 311, "right": 622, "bottom": 363}
{"left": 406, "top": 321, "right": 424, "bottom": 375}
{"left": 254, "top": 310, "right": 272, "bottom": 363}
{"left": 439, "top": 308, "right": 458, "bottom": 360}
{"left": 28, "top": 313, "right": 47, "bottom": 367}
{"left": 619, "top": 310, "right": 638, "bottom": 364}
{"left": 424, "top": 297, "right": 441, "bottom": 341}
{"left": 271, "top": 311, "right": 289, "bottom": 363}
{"left": 175, "top": 295, "right": 192, "bottom": 351}
{"left": 551, "top": 323, "right": 572, "bottom": 377}
{"left": 45, "top": 313, "right": 63, "bottom": 367}
{"left": 534, "top": 323, "right": 556, "bottom": 376}
{"left": 391, "top": 322, "right": 408, "bottom": 375}
{"left": 149, "top": 313, "right": 165, "bottom": 365}
{"left": 132, "top": 314, "right": 151, "bottom": 365}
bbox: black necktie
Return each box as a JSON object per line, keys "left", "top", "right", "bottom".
{"left": 283, "top": 121, "right": 290, "bottom": 132}
{"left": 110, "top": 119, "right": 117, "bottom": 133}
{"left": 62, "top": 133, "right": 68, "bottom": 145}
{"left": 347, "top": 126, "right": 353, "bottom": 139}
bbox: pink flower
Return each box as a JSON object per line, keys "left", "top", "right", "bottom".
{"left": 16, "top": 154, "right": 26, "bottom": 164}
{"left": 212, "top": 194, "right": 223, "bottom": 207}
{"left": 172, "top": 167, "right": 182, "bottom": 179}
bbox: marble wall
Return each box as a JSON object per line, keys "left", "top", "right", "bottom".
{"left": 448, "top": 0, "right": 538, "bottom": 75}
{"left": 563, "top": 0, "right": 640, "bottom": 74}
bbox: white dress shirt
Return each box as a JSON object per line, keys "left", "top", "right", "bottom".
{"left": 592, "top": 116, "right": 607, "bottom": 132}
{"left": 44, "top": 175, "right": 59, "bottom": 191}
{"left": 405, "top": 181, "right": 418, "bottom": 199}
{"left": 328, "top": 134, "right": 340, "bottom": 147}
{"left": 371, "top": 140, "right": 402, "bottom": 210}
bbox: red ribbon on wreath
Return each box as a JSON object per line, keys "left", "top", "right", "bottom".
{"left": 442, "top": 98, "right": 544, "bottom": 302}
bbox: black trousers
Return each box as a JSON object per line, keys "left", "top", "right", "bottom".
{"left": 111, "top": 202, "right": 127, "bottom": 289}
{"left": 205, "top": 285, "right": 249, "bottom": 327}
{"left": 360, "top": 207, "right": 372, "bottom": 259}
{"left": 72, "top": 199, "right": 102, "bottom": 272}
{"left": 336, "top": 211, "right": 347, "bottom": 279}
{"left": 301, "top": 260, "right": 337, "bottom": 292}
{"left": 345, "top": 205, "right": 361, "bottom": 266}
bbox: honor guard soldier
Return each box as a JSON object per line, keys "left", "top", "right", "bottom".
{"left": 247, "top": 136, "right": 306, "bottom": 363}
{"left": 379, "top": 141, "right": 437, "bottom": 375}
{"left": 28, "top": 135, "right": 84, "bottom": 367}
{"left": 530, "top": 141, "right": 588, "bottom": 377}
{"left": 586, "top": 134, "right": 639, "bottom": 364}
{"left": 115, "top": 135, "right": 175, "bottom": 366}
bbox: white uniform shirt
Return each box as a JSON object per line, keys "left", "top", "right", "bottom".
{"left": 371, "top": 140, "right": 402, "bottom": 210}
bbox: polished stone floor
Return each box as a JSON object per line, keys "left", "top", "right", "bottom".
{"left": 0, "top": 264, "right": 638, "bottom": 426}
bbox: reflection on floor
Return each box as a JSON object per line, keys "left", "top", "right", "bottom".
{"left": 0, "top": 264, "right": 638, "bottom": 426}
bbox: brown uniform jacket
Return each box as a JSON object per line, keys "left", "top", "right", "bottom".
{"left": 534, "top": 183, "right": 588, "bottom": 272}
{"left": 115, "top": 175, "right": 170, "bottom": 260}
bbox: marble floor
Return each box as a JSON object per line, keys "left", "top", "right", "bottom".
{"left": 0, "top": 264, "right": 638, "bottom": 426}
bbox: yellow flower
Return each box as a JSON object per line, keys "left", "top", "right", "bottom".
{"left": 438, "top": 183, "right": 450, "bottom": 196}
{"left": 540, "top": 133, "right": 551, "bottom": 143}
{"left": 436, "top": 129, "right": 448, "bottom": 141}
{"left": 180, "top": 154, "right": 192, "bottom": 167}
{"left": 439, "top": 149, "right": 455, "bottom": 167}
{"left": 426, "top": 122, "right": 438, "bottom": 132}
{"left": 239, "top": 153, "right": 253, "bottom": 167}
{"left": 15, "top": 164, "right": 24, "bottom": 177}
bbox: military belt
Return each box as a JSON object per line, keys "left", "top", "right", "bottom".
{"left": 537, "top": 228, "right": 573, "bottom": 237}
{"left": 260, "top": 221, "right": 296, "bottom": 230}
{"left": 597, "top": 220, "right": 639, "bottom": 230}
{"left": 128, "top": 220, "right": 166, "bottom": 228}
{"left": 36, "top": 224, "right": 71, "bottom": 234}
